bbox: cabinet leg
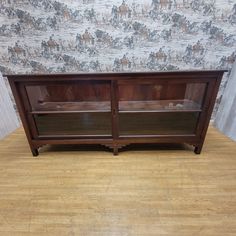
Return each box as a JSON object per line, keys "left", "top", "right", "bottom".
{"left": 113, "top": 147, "right": 119, "bottom": 156}
{"left": 31, "top": 148, "right": 39, "bottom": 157}
{"left": 194, "top": 144, "right": 203, "bottom": 154}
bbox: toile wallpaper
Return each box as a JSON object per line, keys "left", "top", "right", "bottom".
{"left": 0, "top": 0, "right": 236, "bottom": 117}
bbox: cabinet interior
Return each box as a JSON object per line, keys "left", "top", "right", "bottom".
{"left": 25, "top": 81, "right": 206, "bottom": 137}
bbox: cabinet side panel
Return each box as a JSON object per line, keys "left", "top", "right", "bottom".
{"left": 194, "top": 73, "right": 224, "bottom": 151}
{"left": 7, "top": 79, "right": 36, "bottom": 151}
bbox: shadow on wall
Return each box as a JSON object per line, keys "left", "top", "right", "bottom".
{"left": 0, "top": 72, "right": 20, "bottom": 139}
{"left": 214, "top": 61, "right": 236, "bottom": 141}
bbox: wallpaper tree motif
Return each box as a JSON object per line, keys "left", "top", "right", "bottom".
{"left": 0, "top": 0, "right": 236, "bottom": 117}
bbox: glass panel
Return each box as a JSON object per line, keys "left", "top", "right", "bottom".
{"left": 26, "top": 81, "right": 111, "bottom": 112}
{"left": 118, "top": 82, "right": 206, "bottom": 112}
{"left": 119, "top": 112, "right": 199, "bottom": 136}
{"left": 35, "top": 113, "right": 111, "bottom": 136}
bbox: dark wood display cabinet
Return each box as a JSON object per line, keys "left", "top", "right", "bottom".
{"left": 6, "top": 70, "right": 226, "bottom": 156}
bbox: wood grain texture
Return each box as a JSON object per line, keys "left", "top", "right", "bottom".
{"left": 0, "top": 126, "right": 235, "bottom": 236}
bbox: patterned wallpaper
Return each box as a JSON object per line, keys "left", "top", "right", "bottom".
{"left": 0, "top": 0, "right": 236, "bottom": 117}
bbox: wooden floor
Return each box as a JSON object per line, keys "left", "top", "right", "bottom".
{"left": 0, "top": 126, "right": 236, "bottom": 236}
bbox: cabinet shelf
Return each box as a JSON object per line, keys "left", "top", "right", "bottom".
{"left": 30, "top": 101, "right": 111, "bottom": 114}
{"left": 30, "top": 99, "right": 201, "bottom": 114}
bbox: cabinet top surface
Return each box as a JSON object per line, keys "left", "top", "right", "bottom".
{"left": 5, "top": 69, "right": 227, "bottom": 80}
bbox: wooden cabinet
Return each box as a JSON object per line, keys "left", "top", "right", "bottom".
{"left": 6, "top": 70, "right": 226, "bottom": 156}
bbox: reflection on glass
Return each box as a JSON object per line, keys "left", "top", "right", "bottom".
{"left": 26, "top": 81, "right": 111, "bottom": 112}
{"left": 35, "top": 113, "right": 111, "bottom": 136}
{"left": 119, "top": 112, "right": 199, "bottom": 136}
{"left": 118, "top": 83, "right": 206, "bottom": 112}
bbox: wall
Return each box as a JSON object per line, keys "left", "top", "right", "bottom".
{"left": 214, "top": 61, "right": 236, "bottom": 141}
{"left": 0, "top": 0, "right": 236, "bottom": 118}
{"left": 0, "top": 73, "right": 20, "bottom": 139}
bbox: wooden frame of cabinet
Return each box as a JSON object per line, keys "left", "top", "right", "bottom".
{"left": 6, "top": 70, "right": 226, "bottom": 156}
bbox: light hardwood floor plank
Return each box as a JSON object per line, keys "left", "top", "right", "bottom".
{"left": 0, "top": 126, "right": 236, "bottom": 235}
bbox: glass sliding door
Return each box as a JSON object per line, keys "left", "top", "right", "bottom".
{"left": 118, "top": 80, "right": 207, "bottom": 136}
{"left": 25, "top": 81, "right": 112, "bottom": 137}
